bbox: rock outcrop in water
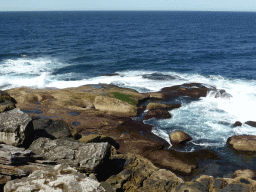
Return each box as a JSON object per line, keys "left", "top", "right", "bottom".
{"left": 2, "top": 83, "right": 255, "bottom": 191}
{"left": 227, "top": 135, "right": 256, "bottom": 152}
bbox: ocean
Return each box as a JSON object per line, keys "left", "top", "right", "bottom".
{"left": 1, "top": 11, "right": 256, "bottom": 177}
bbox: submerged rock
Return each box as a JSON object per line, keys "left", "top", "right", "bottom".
{"left": 227, "top": 135, "right": 256, "bottom": 152}
{"left": 0, "top": 108, "right": 34, "bottom": 147}
{"left": 142, "top": 73, "right": 181, "bottom": 81}
{"left": 234, "top": 121, "right": 242, "bottom": 127}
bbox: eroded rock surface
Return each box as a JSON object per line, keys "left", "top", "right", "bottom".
{"left": 4, "top": 164, "right": 105, "bottom": 192}
{"left": 29, "top": 138, "right": 111, "bottom": 173}
{"left": 0, "top": 108, "right": 34, "bottom": 147}
{"left": 101, "top": 153, "right": 183, "bottom": 192}
{"left": 227, "top": 135, "right": 256, "bottom": 152}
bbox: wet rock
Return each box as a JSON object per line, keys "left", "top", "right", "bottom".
{"left": 4, "top": 164, "right": 105, "bottom": 192}
{"left": 159, "top": 83, "right": 215, "bottom": 99}
{"left": 0, "top": 108, "right": 34, "bottom": 147}
{"left": 207, "top": 89, "right": 232, "bottom": 99}
{"left": 94, "top": 95, "right": 137, "bottom": 116}
{"left": 146, "top": 103, "right": 181, "bottom": 110}
{"left": 144, "top": 108, "right": 172, "bottom": 120}
{"left": 245, "top": 121, "right": 256, "bottom": 128}
{"left": 29, "top": 138, "right": 111, "bottom": 173}
{"left": 101, "top": 153, "right": 183, "bottom": 192}
{"left": 227, "top": 135, "right": 256, "bottom": 152}
{"left": 169, "top": 131, "right": 192, "bottom": 145}
{"left": 32, "top": 117, "right": 72, "bottom": 140}
{"left": 142, "top": 73, "right": 181, "bottom": 81}
{"left": 232, "top": 169, "right": 256, "bottom": 180}
{"left": 234, "top": 121, "right": 242, "bottom": 127}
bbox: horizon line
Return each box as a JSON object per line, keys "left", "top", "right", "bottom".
{"left": 0, "top": 10, "right": 256, "bottom": 13}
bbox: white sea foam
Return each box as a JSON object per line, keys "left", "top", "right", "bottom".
{"left": 1, "top": 59, "right": 255, "bottom": 149}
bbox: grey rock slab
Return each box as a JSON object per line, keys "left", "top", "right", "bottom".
{"left": 29, "top": 138, "right": 111, "bottom": 173}
{"left": 0, "top": 144, "right": 33, "bottom": 165}
{"left": 0, "top": 108, "right": 34, "bottom": 147}
{"left": 4, "top": 164, "right": 106, "bottom": 192}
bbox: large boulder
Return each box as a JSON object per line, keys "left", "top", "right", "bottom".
{"left": 146, "top": 103, "right": 181, "bottom": 110}
{"left": 32, "top": 117, "right": 72, "bottom": 140}
{"left": 169, "top": 131, "right": 192, "bottom": 145}
{"left": 227, "top": 135, "right": 256, "bottom": 152}
{"left": 4, "top": 164, "right": 105, "bottom": 192}
{"left": 101, "top": 153, "right": 183, "bottom": 192}
{"left": 0, "top": 108, "right": 34, "bottom": 147}
{"left": 29, "top": 138, "right": 111, "bottom": 173}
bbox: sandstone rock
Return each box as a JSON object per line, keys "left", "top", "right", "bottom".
{"left": 232, "top": 169, "right": 256, "bottom": 180}
{"left": 144, "top": 149, "right": 219, "bottom": 175}
{"left": 4, "top": 164, "right": 105, "bottom": 192}
{"left": 101, "top": 153, "right": 183, "bottom": 192}
{"left": 172, "top": 175, "right": 214, "bottom": 192}
{"left": 94, "top": 95, "right": 137, "bottom": 116}
{"left": 29, "top": 138, "right": 111, "bottom": 173}
{"left": 32, "top": 117, "right": 72, "bottom": 140}
{"left": 146, "top": 102, "right": 181, "bottom": 110}
{"left": 0, "top": 91, "right": 13, "bottom": 103}
{"left": 0, "top": 108, "right": 34, "bottom": 147}
{"left": 227, "top": 135, "right": 256, "bottom": 152}
{"left": 169, "top": 131, "right": 192, "bottom": 145}
{"left": 245, "top": 121, "right": 256, "bottom": 128}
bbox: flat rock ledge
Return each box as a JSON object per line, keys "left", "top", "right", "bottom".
{"left": 227, "top": 135, "right": 256, "bottom": 152}
{"left": 4, "top": 164, "right": 105, "bottom": 192}
{"left": 29, "top": 137, "right": 111, "bottom": 173}
{"left": 0, "top": 108, "right": 34, "bottom": 147}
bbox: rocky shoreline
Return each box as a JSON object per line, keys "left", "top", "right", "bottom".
{"left": 1, "top": 83, "right": 256, "bottom": 191}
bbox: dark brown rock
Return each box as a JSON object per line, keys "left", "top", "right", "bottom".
{"left": 234, "top": 121, "right": 242, "bottom": 127}
{"left": 227, "top": 135, "right": 256, "bottom": 152}
{"left": 159, "top": 83, "right": 215, "bottom": 99}
{"left": 245, "top": 121, "right": 256, "bottom": 127}
{"left": 144, "top": 108, "right": 172, "bottom": 120}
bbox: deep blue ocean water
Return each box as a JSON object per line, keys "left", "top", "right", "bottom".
{"left": 1, "top": 11, "right": 256, "bottom": 178}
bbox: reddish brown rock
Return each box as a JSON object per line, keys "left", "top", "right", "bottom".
{"left": 159, "top": 83, "right": 214, "bottom": 99}
{"left": 245, "top": 121, "right": 256, "bottom": 128}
